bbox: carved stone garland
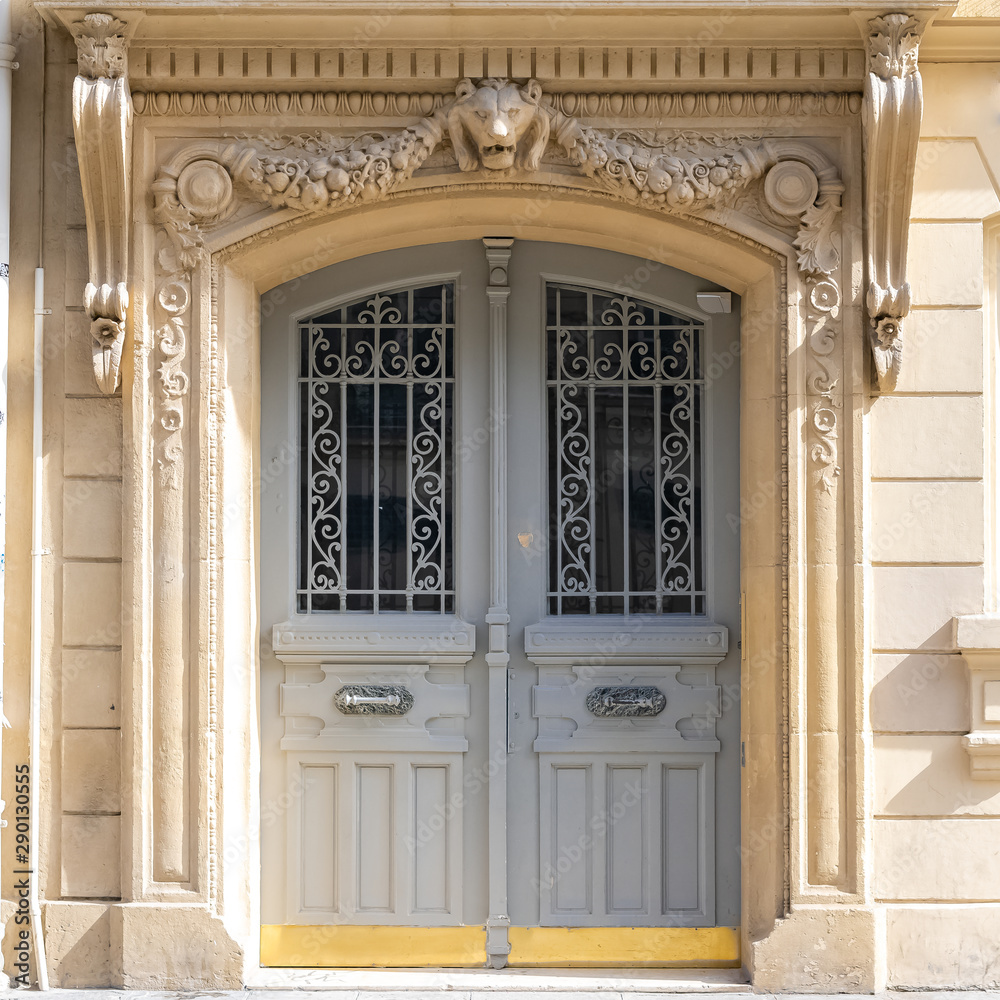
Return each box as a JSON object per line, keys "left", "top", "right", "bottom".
{"left": 71, "top": 13, "right": 133, "bottom": 394}
{"left": 863, "top": 13, "right": 925, "bottom": 392}
{"left": 154, "top": 77, "right": 842, "bottom": 276}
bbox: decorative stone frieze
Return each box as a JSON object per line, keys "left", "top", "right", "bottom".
{"left": 71, "top": 12, "right": 134, "bottom": 394}
{"left": 153, "top": 77, "right": 844, "bottom": 285}
{"left": 862, "top": 12, "right": 926, "bottom": 392}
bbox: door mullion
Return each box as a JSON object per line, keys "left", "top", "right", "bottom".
{"left": 483, "top": 237, "right": 514, "bottom": 969}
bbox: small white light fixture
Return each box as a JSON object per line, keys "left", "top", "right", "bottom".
{"left": 696, "top": 291, "right": 732, "bottom": 314}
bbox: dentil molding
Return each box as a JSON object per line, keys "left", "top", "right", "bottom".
{"left": 862, "top": 12, "right": 927, "bottom": 392}
{"left": 71, "top": 12, "right": 134, "bottom": 394}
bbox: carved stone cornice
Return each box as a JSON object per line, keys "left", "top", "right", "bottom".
{"left": 71, "top": 12, "right": 134, "bottom": 394}
{"left": 862, "top": 12, "right": 926, "bottom": 392}
{"left": 152, "top": 78, "right": 843, "bottom": 284}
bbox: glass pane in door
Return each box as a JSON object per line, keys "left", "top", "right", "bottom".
{"left": 546, "top": 282, "right": 706, "bottom": 615}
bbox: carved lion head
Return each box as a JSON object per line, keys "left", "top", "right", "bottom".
{"left": 447, "top": 78, "right": 550, "bottom": 172}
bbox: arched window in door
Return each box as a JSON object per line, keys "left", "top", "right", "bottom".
{"left": 296, "top": 281, "right": 455, "bottom": 613}
{"left": 546, "top": 282, "right": 705, "bottom": 615}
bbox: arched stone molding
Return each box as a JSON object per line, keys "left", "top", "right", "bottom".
{"left": 102, "top": 65, "right": 874, "bottom": 985}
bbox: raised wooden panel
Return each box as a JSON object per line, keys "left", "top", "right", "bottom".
{"left": 412, "top": 765, "right": 449, "bottom": 913}
{"left": 551, "top": 766, "right": 592, "bottom": 915}
{"left": 300, "top": 765, "right": 337, "bottom": 913}
{"left": 286, "top": 752, "right": 463, "bottom": 925}
{"left": 357, "top": 765, "right": 394, "bottom": 912}
{"left": 663, "top": 766, "right": 701, "bottom": 912}
{"left": 607, "top": 766, "right": 646, "bottom": 915}
{"left": 540, "top": 755, "right": 714, "bottom": 927}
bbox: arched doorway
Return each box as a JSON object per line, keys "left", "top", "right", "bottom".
{"left": 257, "top": 239, "right": 741, "bottom": 967}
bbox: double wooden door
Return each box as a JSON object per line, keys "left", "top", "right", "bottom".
{"left": 259, "top": 240, "right": 741, "bottom": 968}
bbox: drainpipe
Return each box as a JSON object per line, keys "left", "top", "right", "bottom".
{"left": 0, "top": 0, "right": 13, "bottom": 988}
{"left": 30, "top": 267, "right": 48, "bottom": 990}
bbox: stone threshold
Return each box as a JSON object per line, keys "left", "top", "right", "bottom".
{"left": 245, "top": 968, "right": 750, "bottom": 992}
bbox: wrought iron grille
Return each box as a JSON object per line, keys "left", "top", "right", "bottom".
{"left": 297, "top": 282, "right": 455, "bottom": 613}
{"left": 546, "top": 282, "right": 706, "bottom": 615}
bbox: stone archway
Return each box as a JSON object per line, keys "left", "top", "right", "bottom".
{"left": 191, "top": 188, "right": 842, "bottom": 981}
{"left": 70, "top": 30, "right": 881, "bottom": 981}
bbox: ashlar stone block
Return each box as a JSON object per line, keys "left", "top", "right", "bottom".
{"left": 911, "top": 140, "right": 1000, "bottom": 220}
{"left": 871, "top": 395, "right": 983, "bottom": 480}
{"left": 875, "top": 735, "right": 1000, "bottom": 815}
{"left": 63, "top": 479, "right": 122, "bottom": 560}
{"left": 907, "top": 223, "right": 983, "bottom": 306}
{"left": 870, "top": 480, "right": 984, "bottom": 564}
{"left": 61, "top": 815, "right": 121, "bottom": 898}
{"left": 42, "top": 901, "right": 111, "bottom": 987}
{"left": 875, "top": 818, "right": 1000, "bottom": 899}
{"left": 871, "top": 653, "right": 968, "bottom": 733}
{"left": 896, "top": 309, "right": 983, "bottom": 394}
{"left": 886, "top": 904, "right": 1000, "bottom": 989}
{"left": 872, "top": 565, "right": 984, "bottom": 651}
{"left": 63, "top": 398, "right": 123, "bottom": 479}
{"left": 62, "top": 730, "right": 121, "bottom": 814}
{"left": 62, "top": 562, "right": 122, "bottom": 648}
{"left": 62, "top": 649, "right": 120, "bottom": 728}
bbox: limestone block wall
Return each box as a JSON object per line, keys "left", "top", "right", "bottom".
{"left": 873, "top": 61, "right": 1000, "bottom": 990}
{"left": 2, "top": 9, "right": 121, "bottom": 985}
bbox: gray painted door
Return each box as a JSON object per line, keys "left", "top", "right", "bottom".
{"left": 259, "top": 239, "right": 740, "bottom": 957}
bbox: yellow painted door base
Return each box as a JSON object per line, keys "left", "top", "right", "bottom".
{"left": 260, "top": 925, "right": 740, "bottom": 969}
{"left": 508, "top": 926, "right": 741, "bottom": 968}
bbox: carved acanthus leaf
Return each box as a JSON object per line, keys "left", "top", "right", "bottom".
{"left": 71, "top": 13, "right": 128, "bottom": 80}
{"left": 863, "top": 12, "right": 926, "bottom": 392}
{"left": 72, "top": 12, "right": 134, "bottom": 394}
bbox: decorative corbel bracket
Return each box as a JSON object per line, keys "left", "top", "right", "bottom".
{"left": 861, "top": 12, "right": 928, "bottom": 392}
{"left": 71, "top": 13, "right": 134, "bottom": 394}
{"left": 954, "top": 615, "right": 1000, "bottom": 781}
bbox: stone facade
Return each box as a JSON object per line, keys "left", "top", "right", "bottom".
{"left": 1, "top": 0, "right": 999, "bottom": 990}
